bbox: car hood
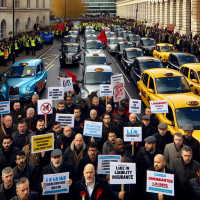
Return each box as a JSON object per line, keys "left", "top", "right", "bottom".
{"left": 65, "top": 52, "right": 77, "bottom": 56}
{"left": 6, "top": 77, "right": 35, "bottom": 87}
{"left": 108, "top": 44, "right": 117, "bottom": 49}
{"left": 86, "top": 49, "right": 103, "bottom": 54}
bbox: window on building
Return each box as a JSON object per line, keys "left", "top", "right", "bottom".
{"left": 0, "top": 20, "right": 6, "bottom": 38}
{"left": 15, "top": 0, "right": 19, "bottom": 8}
{"left": 27, "top": 0, "right": 30, "bottom": 8}
{"left": 43, "top": 0, "right": 45, "bottom": 8}
{"left": 1, "top": 0, "right": 6, "bottom": 7}
{"left": 36, "top": 0, "right": 39, "bottom": 8}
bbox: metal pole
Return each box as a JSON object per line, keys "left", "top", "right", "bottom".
{"left": 12, "top": 0, "right": 15, "bottom": 63}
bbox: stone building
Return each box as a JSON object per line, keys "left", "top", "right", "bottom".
{"left": 0, "top": 0, "right": 50, "bottom": 39}
{"left": 116, "top": 0, "right": 200, "bottom": 35}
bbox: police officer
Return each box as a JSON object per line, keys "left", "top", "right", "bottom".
{"left": 31, "top": 37, "right": 36, "bottom": 56}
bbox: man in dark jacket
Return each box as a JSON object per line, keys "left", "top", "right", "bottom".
{"left": 65, "top": 95, "right": 77, "bottom": 114}
{"left": 73, "top": 107, "right": 85, "bottom": 134}
{"left": 12, "top": 119, "right": 32, "bottom": 150}
{"left": 10, "top": 102, "right": 26, "bottom": 125}
{"left": 23, "top": 108, "right": 37, "bottom": 132}
{"left": 0, "top": 167, "right": 17, "bottom": 200}
{"left": 86, "top": 96, "right": 106, "bottom": 118}
{"left": 153, "top": 123, "right": 173, "bottom": 153}
{"left": 48, "top": 122, "right": 63, "bottom": 137}
{"left": 102, "top": 132, "right": 116, "bottom": 154}
{"left": 182, "top": 124, "right": 200, "bottom": 162}
{"left": 135, "top": 136, "right": 162, "bottom": 180}
{"left": 13, "top": 150, "right": 37, "bottom": 191}
{"left": 79, "top": 99, "right": 88, "bottom": 119}
{"left": 145, "top": 107, "right": 159, "bottom": 130}
{"left": 71, "top": 163, "right": 112, "bottom": 200}
{"left": 11, "top": 177, "right": 41, "bottom": 200}
{"left": 39, "top": 149, "right": 75, "bottom": 200}
{"left": 27, "top": 94, "right": 40, "bottom": 118}
{"left": 171, "top": 146, "right": 200, "bottom": 194}
{"left": 0, "top": 115, "right": 17, "bottom": 148}
{"left": 113, "top": 106, "right": 129, "bottom": 123}
{"left": 63, "top": 133, "right": 88, "bottom": 170}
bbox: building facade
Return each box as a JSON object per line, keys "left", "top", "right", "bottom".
{"left": 0, "top": 0, "right": 50, "bottom": 39}
{"left": 116, "top": 0, "right": 200, "bottom": 35}
{"left": 83, "top": 0, "right": 117, "bottom": 17}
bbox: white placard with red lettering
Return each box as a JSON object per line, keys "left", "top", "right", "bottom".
{"left": 146, "top": 170, "right": 174, "bottom": 196}
{"left": 111, "top": 74, "right": 125, "bottom": 102}
{"left": 150, "top": 100, "right": 168, "bottom": 113}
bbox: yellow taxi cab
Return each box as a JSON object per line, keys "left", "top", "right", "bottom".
{"left": 138, "top": 68, "right": 200, "bottom": 142}
{"left": 180, "top": 63, "right": 200, "bottom": 96}
{"left": 153, "top": 43, "right": 175, "bottom": 62}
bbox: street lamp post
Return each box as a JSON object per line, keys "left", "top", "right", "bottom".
{"left": 61, "top": 0, "right": 66, "bottom": 55}
{"left": 12, "top": 0, "right": 15, "bottom": 63}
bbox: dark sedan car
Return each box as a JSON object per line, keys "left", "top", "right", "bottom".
{"left": 139, "top": 37, "right": 156, "bottom": 55}
{"left": 116, "top": 41, "right": 133, "bottom": 60}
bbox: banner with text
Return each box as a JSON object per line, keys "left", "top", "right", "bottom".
{"left": 55, "top": 114, "right": 74, "bottom": 128}
{"left": 60, "top": 77, "right": 73, "bottom": 92}
{"left": 98, "top": 155, "right": 121, "bottom": 175}
{"left": 100, "top": 84, "right": 113, "bottom": 97}
{"left": 150, "top": 100, "right": 168, "bottom": 113}
{"left": 123, "top": 127, "right": 142, "bottom": 142}
{"left": 48, "top": 87, "right": 64, "bottom": 100}
{"left": 83, "top": 121, "right": 103, "bottom": 138}
{"left": 129, "top": 99, "right": 141, "bottom": 114}
{"left": 37, "top": 99, "right": 53, "bottom": 115}
{"left": 146, "top": 170, "right": 174, "bottom": 196}
{"left": 0, "top": 101, "right": 10, "bottom": 114}
{"left": 43, "top": 172, "right": 69, "bottom": 195}
{"left": 110, "top": 162, "right": 136, "bottom": 184}
{"left": 31, "top": 133, "right": 54, "bottom": 154}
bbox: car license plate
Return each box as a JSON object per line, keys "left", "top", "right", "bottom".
{"left": 9, "top": 97, "right": 20, "bottom": 101}
{"left": 66, "top": 61, "right": 72, "bottom": 64}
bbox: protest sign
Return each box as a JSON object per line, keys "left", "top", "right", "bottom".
{"left": 110, "top": 162, "right": 136, "bottom": 184}
{"left": 31, "top": 133, "right": 54, "bottom": 154}
{"left": 37, "top": 99, "right": 53, "bottom": 115}
{"left": 83, "top": 121, "right": 103, "bottom": 138}
{"left": 43, "top": 172, "right": 69, "bottom": 195}
{"left": 100, "top": 85, "right": 113, "bottom": 97}
{"left": 150, "top": 100, "right": 168, "bottom": 113}
{"left": 0, "top": 101, "right": 10, "bottom": 114}
{"left": 60, "top": 77, "right": 73, "bottom": 92}
{"left": 48, "top": 87, "right": 64, "bottom": 100}
{"left": 146, "top": 170, "right": 174, "bottom": 196}
{"left": 129, "top": 99, "right": 141, "bottom": 114}
{"left": 111, "top": 74, "right": 125, "bottom": 102}
{"left": 123, "top": 127, "right": 142, "bottom": 142}
{"left": 55, "top": 114, "right": 75, "bottom": 128}
{"left": 98, "top": 155, "right": 121, "bottom": 175}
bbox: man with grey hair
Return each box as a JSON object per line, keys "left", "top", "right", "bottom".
{"left": 27, "top": 94, "right": 39, "bottom": 115}
{"left": 172, "top": 146, "right": 200, "bottom": 197}
{"left": 11, "top": 177, "right": 40, "bottom": 200}
{"left": 86, "top": 96, "right": 106, "bottom": 118}
{"left": 23, "top": 108, "right": 37, "bottom": 132}
{"left": 163, "top": 132, "right": 185, "bottom": 170}
{"left": 0, "top": 167, "right": 17, "bottom": 200}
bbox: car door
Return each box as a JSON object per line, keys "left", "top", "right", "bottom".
{"left": 36, "top": 63, "right": 43, "bottom": 92}
{"left": 140, "top": 72, "right": 149, "bottom": 106}
{"left": 121, "top": 50, "right": 126, "bottom": 67}
{"left": 146, "top": 75, "right": 157, "bottom": 103}
{"left": 173, "top": 55, "right": 180, "bottom": 70}
{"left": 189, "top": 68, "right": 200, "bottom": 95}
{"left": 153, "top": 45, "right": 158, "bottom": 58}
{"left": 131, "top": 59, "right": 141, "bottom": 84}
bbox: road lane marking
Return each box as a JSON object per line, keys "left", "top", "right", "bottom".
{"left": 115, "top": 63, "right": 130, "bottom": 83}
{"left": 38, "top": 43, "right": 55, "bottom": 59}
{"left": 46, "top": 64, "right": 54, "bottom": 71}
{"left": 45, "top": 55, "right": 59, "bottom": 69}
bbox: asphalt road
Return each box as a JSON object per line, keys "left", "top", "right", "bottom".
{"left": 39, "top": 31, "right": 146, "bottom": 120}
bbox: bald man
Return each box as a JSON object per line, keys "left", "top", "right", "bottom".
{"left": 143, "top": 154, "right": 181, "bottom": 200}
{"left": 87, "top": 109, "right": 102, "bottom": 122}
{"left": 56, "top": 126, "right": 76, "bottom": 152}
{"left": 63, "top": 133, "right": 88, "bottom": 170}
{"left": 71, "top": 164, "right": 112, "bottom": 200}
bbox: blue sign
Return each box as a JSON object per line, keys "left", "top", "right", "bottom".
{"left": 41, "top": 31, "right": 54, "bottom": 42}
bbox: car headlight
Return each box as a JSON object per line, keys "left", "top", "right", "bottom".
{"left": 60, "top": 56, "right": 62, "bottom": 59}
{"left": 26, "top": 86, "right": 30, "bottom": 91}
{"left": 76, "top": 56, "right": 78, "bottom": 59}
{"left": 128, "top": 63, "right": 131, "bottom": 66}
{"left": 0, "top": 88, "right": 4, "bottom": 92}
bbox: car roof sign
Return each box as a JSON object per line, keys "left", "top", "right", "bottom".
{"left": 187, "top": 101, "right": 198, "bottom": 106}
{"left": 95, "top": 68, "right": 104, "bottom": 71}
{"left": 20, "top": 63, "right": 28, "bottom": 66}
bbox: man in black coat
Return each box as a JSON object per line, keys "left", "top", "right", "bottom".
{"left": 0, "top": 167, "right": 17, "bottom": 200}
{"left": 63, "top": 134, "right": 88, "bottom": 171}
{"left": 47, "top": 122, "right": 63, "bottom": 137}
{"left": 86, "top": 96, "right": 106, "bottom": 118}
{"left": 23, "top": 108, "right": 37, "bottom": 132}
{"left": 71, "top": 163, "right": 112, "bottom": 200}
{"left": 73, "top": 107, "right": 85, "bottom": 134}
{"left": 153, "top": 123, "right": 173, "bottom": 153}
{"left": 182, "top": 124, "right": 200, "bottom": 162}
{"left": 39, "top": 149, "right": 75, "bottom": 200}
{"left": 145, "top": 107, "right": 159, "bottom": 130}
{"left": 10, "top": 102, "right": 26, "bottom": 125}
{"left": 13, "top": 150, "right": 37, "bottom": 191}
{"left": 27, "top": 94, "right": 39, "bottom": 118}
{"left": 65, "top": 95, "right": 77, "bottom": 114}
{"left": 79, "top": 99, "right": 88, "bottom": 119}
{"left": 114, "top": 106, "right": 129, "bottom": 123}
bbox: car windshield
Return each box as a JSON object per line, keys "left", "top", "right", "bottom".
{"left": 8, "top": 66, "right": 35, "bottom": 78}
{"left": 86, "top": 42, "right": 102, "bottom": 49}
{"left": 106, "top": 33, "right": 114, "bottom": 37}
{"left": 129, "top": 35, "right": 140, "bottom": 41}
{"left": 161, "top": 46, "right": 173, "bottom": 52}
{"left": 86, "top": 27, "right": 94, "bottom": 30}
{"left": 85, "top": 30, "right": 95, "bottom": 35}
{"left": 127, "top": 51, "right": 143, "bottom": 59}
{"left": 64, "top": 37, "right": 76, "bottom": 42}
{"left": 178, "top": 55, "right": 197, "bottom": 66}
{"left": 69, "top": 32, "right": 78, "bottom": 36}
{"left": 123, "top": 32, "right": 131, "bottom": 38}
{"left": 63, "top": 45, "right": 78, "bottom": 53}
{"left": 143, "top": 39, "right": 156, "bottom": 45}
{"left": 176, "top": 107, "right": 200, "bottom": 129}
{"left": 110, "top": 38, "right": 123, "bottom": 44}
{"left": 85, "top": 72, "right": 113, "bottom": 84}
{"left": 86, "top": 36, "right": 97, "bottom": 41}
{"left": 155, "top": 76, "right": 191, "bottom": 94}
{"left": 120, "top": 43, "right": 132, "bottom": 51}
{"left": 86, "top": 57, "right": 107, "bottom": 65}
{"left": 140, "top": 61, "right": 163, "bottom": 71}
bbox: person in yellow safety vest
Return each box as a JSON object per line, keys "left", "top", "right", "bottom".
{"left": 3, "top": 45, "right": 8, "bottom": 66}
{"left": 65, "top": 26, "right": 68, "bottom": 35}
{"left": 176, "top": 37, "right": 181, "bottom": 51}
{"left": 0, "top": 44, "right": 4, "bottom": 66}
{"left": 31, "top": 37, "right": 36, "bottom": 56}
{"left": 26, "top": 38, "right": 30, "bottom": 55}
{"left": 14, "top": 40, "right": 19, "bottom": 57}
{"left": 55, "top": 29, "right": 59, "bottom": 40}
{"left": 8, "top": 43, "right": 11, "bottom": 62}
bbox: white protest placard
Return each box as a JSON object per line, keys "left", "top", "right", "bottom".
{"left": 60, "top": 77, "right": 73, "bottom": 92}
{"left": 110, "top": 162, "right": 136, "bottom": 184}
{"left": 0, "top": 101, "right": 10, "bottom": 114}
{"left": 98, "top": 155, "right": 121, "bottom": 175}
{"left": 129, "top": 99, "right": 141, "bottom": 114}
{"left": 150, "top": 100, "right": 168, "bottom": 113}
{"left": 123, "top": 127, "right": 142, "bottom": 142}
{"left": 100, "top": 85, "right": 113, "bottom": 97}
{"left": 37, "top": 99, "right": 53, "bottom": 115}
{"left": 111, "top": 74, "right": 125, "bottom": 102}
{"left": 146, "top": 170, "right": 174, "bottom": 196}
{"left": 43, "top": 172, "right": 69, "bottom": 195}
{"left": 48, "top": 87, "right": 64, "bottom": 100}
{"left": 83, "top": 121, "right": 103, "bottom": 138}
{"left": 55, "top": 114, "right": 75, "bottom": 128}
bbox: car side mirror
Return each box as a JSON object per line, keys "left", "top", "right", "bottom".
{"left": 108, "top": 62, "right": 111, "bottom": 65}
{"left": 37, "top": 71, "right": 42, "bottom": 76}
{"left": 80, "top": 62, "right": 84, "bottom": 65}
{"left": 2, "top": 74, "right": 7, "bottom": 77}
{"left": 82, "top": 47, "right": 85, "bottom": 49}
{"left": 147, "top": 88, "right": 154, "bottom": 93}
{"left": 191, "top": 79, "right": 198, "bottom": 83}
{"left": 190, "top": 83, "right": 193, "bottom": 87}
{"left": 59, "top": 49, "right": 62, "bottom": 51}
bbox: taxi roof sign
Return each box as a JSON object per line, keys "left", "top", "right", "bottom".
{"left": 93, "top": 54, "right": 99, "bottom": 56}
{"left": 184, "top": 54, "right": 190, "bottom": 56}
{"left": 68, "top": 45, "right": 73, "bottom": 46}
{"left": 147, "top": 59, "right": 154, "bottom": 62}
{"left": 95, "top": 68, "right": 104, "bottom": 71}
{"left": 124, "top": 42, "right": 128, "bottom": 44}
{"left": 132, "top": 49, "right": 137, "bottom": 51}
{"left": 19, "top": 63, "right": 28, "bottom": 66}
{"left": 113, "top": 36, "right": 116, "bottom": 37}
{"left": 164, "top": 73, "right": 173, "bottom": 76}
{"left": 90, "top": 34, "right": 94, "bottom": 36}
{"left": 68, "top": 36, "right": 72, "bottom": 37}
{"left": 187, "top": 101, "right": 198, "bottom": 106}
{"left": 115, "top": 38, "right": 118, "bottom": 39}
{"left": 133, "top": 34, "right": 136, "bottom": 36}
{"left": 147, "top": 38, "right": 150, "bottom": 40}
{"left": 92, "top": 41, "right": 96, "bottom": 42}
